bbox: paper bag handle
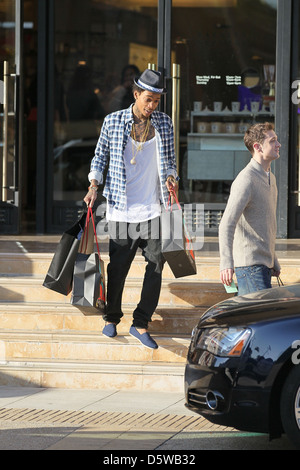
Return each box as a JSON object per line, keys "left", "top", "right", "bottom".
{"left": 167, "top": 189, "right": 181, "bottom": 212}
{"left": 81, "top": 207, "right": 101, "bottom": 258}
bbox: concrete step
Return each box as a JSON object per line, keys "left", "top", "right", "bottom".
{"left": 0, "top": 252, "right": 221, "bottom": 281}
{"left": 0, "top": 302, "right": 204, "bottom": 335}
{"left": 0, "top": 330, "right": 190, "bottom": 364}
{"left": 0, "top": 359, "right": 185, "bottom": 391}
{"left": 0, "top": 239, "right": 297, "bottom": 393}
{"left": 1, "top": 251, "right": 299, "bottom": 283}
{"left": 0, "top": 275, "right": 228, "bottom": 308}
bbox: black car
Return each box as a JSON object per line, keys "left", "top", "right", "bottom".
{"left": 185, "top": 284, "right": 300, "bottom": 449}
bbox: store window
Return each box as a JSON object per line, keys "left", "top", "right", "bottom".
{"left": 173, "top": 0, "right": 277, "bottom": 230}
{"left": 52, "top": 0, "right": 157, "bottom": 205}
{"left": 49, "top": 0, "right": 277, "bottom": 231}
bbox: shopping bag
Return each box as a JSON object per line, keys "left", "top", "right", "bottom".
{"left": 161, "top": 192, "right": 197, "bottom": 278}
{"left": 71, "top": 207, "right": 106, "bottom": 314}
{"left": 43, "top": 210, "right": 89, "bottom": 295}
{"left": 71, "top": 252, "right": 106, "bottom": 314}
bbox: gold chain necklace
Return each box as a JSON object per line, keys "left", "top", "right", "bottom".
{"left": 130, "top": 119, "right": 150, "bottom": 165}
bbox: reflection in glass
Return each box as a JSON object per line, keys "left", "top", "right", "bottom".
{"left": 53, "top": 1, "right": 157, "bottom": 202}
{"left": 172, "top": 0, "right": 277, "bottom": 232}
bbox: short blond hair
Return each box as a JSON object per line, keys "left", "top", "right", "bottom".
{"left": 244, "top": 122, "right": 274, "bottom": 154}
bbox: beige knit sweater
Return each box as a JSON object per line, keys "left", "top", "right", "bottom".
{"left": 219, "top": 158, "right": 280, "bottom": 272}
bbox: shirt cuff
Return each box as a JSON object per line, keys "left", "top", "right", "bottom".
{"left": 88, "top": 170, "right": 103, "bottom": 185}
{"left": 167, "top": 170, "right": 179, "bottom": 181}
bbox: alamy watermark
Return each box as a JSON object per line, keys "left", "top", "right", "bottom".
{"left": 291, "top": 340, "right": 300, "bottom": 365}
{"left": 291, "top": 80, "right": 300, "bottom": 105}
{"left": 94, "top": 203, "right": 205, "bottom": 251}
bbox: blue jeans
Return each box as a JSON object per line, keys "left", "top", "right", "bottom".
{"left": 235, "top": 265, "right": 272, "bottom": 296}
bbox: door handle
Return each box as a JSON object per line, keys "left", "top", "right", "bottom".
{"left": 172, "top": 63, "right": 180, "bottom": 173}
{"left": 2, "top": 61, "right": 9, "bottom": 202}
{"left": 1, "top": 61, "right": 17, "bottom": 203}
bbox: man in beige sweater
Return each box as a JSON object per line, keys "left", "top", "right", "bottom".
{"left": 219, "top": 122, "right": 281, "bottom": 295}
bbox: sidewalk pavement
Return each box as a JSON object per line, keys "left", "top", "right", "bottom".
{"left": 0, "top": 386, "right": 295, "bottom": 451}
{"left": 0, "top": 386, "right": 200, "bottom": 451}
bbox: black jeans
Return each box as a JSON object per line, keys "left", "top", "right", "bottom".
{"left": 103, "top": 217, "right": 164, "bottom": 329}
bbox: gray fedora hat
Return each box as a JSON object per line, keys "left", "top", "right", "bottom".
{"left": 134, "top": 69, "right": 167, "bottom": 94}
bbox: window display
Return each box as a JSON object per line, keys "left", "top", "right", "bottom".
{"left": 172, "top": 0, "right": 277, "bottom": 230}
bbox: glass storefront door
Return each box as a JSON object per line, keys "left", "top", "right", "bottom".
{"left": 0, "top": 0, "right": 23, "bottom": 233}
{"left": 171, "top": 0, "right": 277, "bottom": 233}
{"left": 42, "top": 0, "right": 278, "bottom": 234}
{"left": 47, "top": 0, "right": 158, "bottom": 231}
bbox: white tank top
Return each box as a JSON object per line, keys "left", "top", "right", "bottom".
{"left": 106, "top": 136, "right": 161, "bottom": 222}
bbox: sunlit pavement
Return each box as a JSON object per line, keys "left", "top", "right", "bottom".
{"left": 0, "top": 387, "right": 296, "bottom": 450}
{"left": 0, "top": 420, "right": 295, "bottom": 451}
{"left": 157, "top": 430, "right": 295, "bottom": 450}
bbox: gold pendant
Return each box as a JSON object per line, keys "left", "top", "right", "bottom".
{"left": 130, "top": 119, "right": 150, "bottom": 165}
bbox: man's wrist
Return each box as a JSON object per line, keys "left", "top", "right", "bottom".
{"left": 88, "top": 185, "right": 98, "bottom": 192}
{"left": 166, "top": 175, "right": 176, "bottom": 187}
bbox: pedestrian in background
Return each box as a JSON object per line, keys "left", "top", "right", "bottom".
{"left": 219, "top": 122, "right": 281, "bottom": 295}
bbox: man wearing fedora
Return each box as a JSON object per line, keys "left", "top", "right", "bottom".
{"left": 84, "top": 69, "right": 178, "bottom": 349}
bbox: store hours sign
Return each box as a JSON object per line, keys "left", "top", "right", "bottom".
{"left": 196, "top": 75, "right": 241, "bottom": 86}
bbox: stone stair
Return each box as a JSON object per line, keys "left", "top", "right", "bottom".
{"left": 0, "top": 238, "right": 299, "bottom": 392}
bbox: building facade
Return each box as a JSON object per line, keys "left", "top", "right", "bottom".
{"left": 0, "top": 0, "right": 299, "bottom": 238}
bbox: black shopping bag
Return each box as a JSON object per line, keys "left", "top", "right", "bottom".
{"left": 71, "top": 207, "right": 106, "bottom": 314}
{"left": 161, "top": 192, "right": 197, "bottom": 278}
{"left": 43, "top": 210, "right": 89, "bottom": 295}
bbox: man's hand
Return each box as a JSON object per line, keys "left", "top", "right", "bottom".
{"left": 272, "top": 269, "right": 281, "bottom": 277}
{"left": 165, "top": 175, "right": 178, "bottom": 193}
{"left": 83, "top": 182, "right": 98, "bottom": 208}
{"left": 220, "top": 268, "right": 234, "bottom": 286}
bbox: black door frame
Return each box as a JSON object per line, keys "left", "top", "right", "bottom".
{"left": 158, "top": 0, "right": 172, "bottom": 116}
{"left": 0, "top": 0, "right": 23, "bottom": 234}
{"left": 288, "top": 0, "right": 300, "bottom": 238}
{"left": 273, "top": 0, "right": 292, "bottom": 238}
{"left": 36, "top": 0, "right": 53, "bottom": 233}
{"left": 272, "top": 0, "right": 291, "bottom": 239}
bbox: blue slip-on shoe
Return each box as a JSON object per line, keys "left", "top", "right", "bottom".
{"left": 129, "top": 326, "right": 158, "bottom": 349}
{"left": 102, "top": 323, "right": 117, "bottom": 338}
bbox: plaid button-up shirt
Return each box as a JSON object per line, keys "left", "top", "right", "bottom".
{"left": 88, "top": 105, "right": 178, "bottom": 211}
